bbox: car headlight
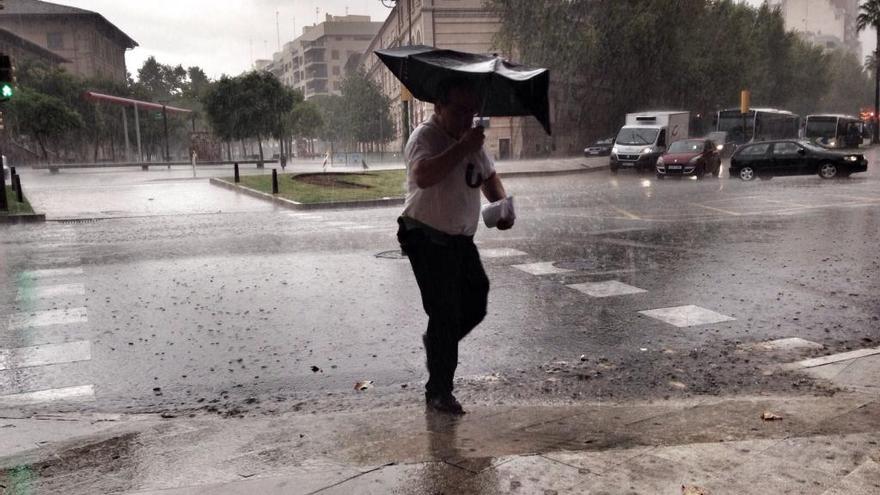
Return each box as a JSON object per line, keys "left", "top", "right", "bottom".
{"left": 829, "top": 139, "right": 837, "bottom": 147}
{"left": 641, "top": 147, "right": 654, "bottom": 154}
{"left": 689, "top": 155, "right": 701, "bottom": 163}
{"left": 716, "top": 144, "right": 724, "bottom": 151}
{"left": 611, "top": 147, "right": 619, "bottom": 154}
{"left": 656, "top": 156, "right": 665, "bottom": 166}
{"left": 845, "top": 155, "right": 858, "bottom": 161}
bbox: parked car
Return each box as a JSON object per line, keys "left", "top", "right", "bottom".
{"left": 729, "top": 140, "right": 867, "bottom": 181}
{"left": 706, "top": 131, "right": 735, "bottom": 158}
{"left": 655, "top": 138, "right": 721, "bottom": 179}
{"left": 584, "top": 137, "right": 614, "bottom": 157}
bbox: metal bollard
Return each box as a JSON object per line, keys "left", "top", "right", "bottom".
{"left": 234, "top": 162, "right": 240, "bottom": 183}
{"left": 272, "top": 168, "right": 279, "bottom": 194}
{"left": 0, "top": 165, "right": 7, "bottom": 211}
{"left": 13, "top": 174, "right": 22, "bottom": 202}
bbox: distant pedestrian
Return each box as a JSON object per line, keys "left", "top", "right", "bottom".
{"left": 396, "top": 77, "right": 514, "bottom": 415}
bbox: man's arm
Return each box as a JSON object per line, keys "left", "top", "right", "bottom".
{"left": 481, "top": 172, "right": 514, "bottom": 230}
{"left": 411, "top": 127, "right": 485, "bottom": 189}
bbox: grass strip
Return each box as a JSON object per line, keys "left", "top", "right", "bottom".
{"left": 236, "top": 170, "right": 406, "bottom": 204}
{"left": 1, "top": 185, "right": 34, "bottom": 215}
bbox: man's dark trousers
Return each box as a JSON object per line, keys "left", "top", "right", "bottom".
{"left": 398, "top": 222, "right": 489, "bottom": 399}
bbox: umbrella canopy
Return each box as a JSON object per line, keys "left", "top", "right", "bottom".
{"left": 374, "top": 45, "right": 551, "bottom": 135}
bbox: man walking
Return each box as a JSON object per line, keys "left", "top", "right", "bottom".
{"left": 397, "top": 78, "right": 513, "bottom": 415}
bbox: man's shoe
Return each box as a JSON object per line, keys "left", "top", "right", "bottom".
{"left": 426, "top": 394, "right": 465, "bottom": 415}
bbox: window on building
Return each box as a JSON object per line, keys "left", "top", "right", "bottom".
{"left": 333, "top": 81, "right": 340, "bottom": 90}
{"left": 332, "top": 66, "right": 340, "bottom": 76}
{"left": 331, "top": 50, "right": 339, "bottom": 60}
{"left": 47, "top": 32, "right": 64, "bottom": 50}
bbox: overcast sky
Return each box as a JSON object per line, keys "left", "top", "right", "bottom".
{"left": 52, "top": 0, "right": 394, "bottom": 79}
{"left": 52, "top": 0, "right": 874, "bottom": 80}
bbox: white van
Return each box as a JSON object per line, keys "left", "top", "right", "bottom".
{"left": 610, "top": 111, "right": 690, "bottom": 173}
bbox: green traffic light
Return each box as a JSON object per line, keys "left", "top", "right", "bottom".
{"left": 1, "top": 84, "right": 12, "bottom": 98}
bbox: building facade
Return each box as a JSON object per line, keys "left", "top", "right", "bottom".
{"left": 265, "top": 14, "right": 382, "bottom": 100}
{"left": 770, "top": 0, "right": 862, "bottom": 58}
{"left": 360, "top": 0, "right": 554, "bottom": 160}
{"left": 0, "top": 0, "right": 136, "bottom": 82}
{"left": 0, "top": 27, "right": 68, "bottom": 68}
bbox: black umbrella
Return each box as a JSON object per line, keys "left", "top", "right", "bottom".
{"left": 374, "top": 45, "right": 551, "bottom": 135}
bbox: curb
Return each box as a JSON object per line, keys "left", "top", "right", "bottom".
{"left": 497, "top": 163, "right": 609, "bottom": 178}
{"left": 209, "top": 178, "right": 406, "bottom": 210}
{"left": 0, "top": 212, "right": 46, "bottom": 224}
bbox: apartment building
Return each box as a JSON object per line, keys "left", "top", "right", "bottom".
{"left": 770, "top": 0, "right": 862, "bottom": 59}
{"left": 266, "top": 14, "right": 382, "bottom": 99}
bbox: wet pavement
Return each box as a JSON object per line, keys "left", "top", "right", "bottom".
{"left": 1, "top": 152, "right": 880, "bottom": 492}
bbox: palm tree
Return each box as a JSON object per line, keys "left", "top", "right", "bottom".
{"left": 857, "top": 0, "right": 880, "bottom": 143}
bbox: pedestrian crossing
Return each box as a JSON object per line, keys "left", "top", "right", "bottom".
{"left": 1, "top": 232, "right": 95, "bottom": 408}
{"left": 486, "top": 244, "right": 736, "bottom": 329}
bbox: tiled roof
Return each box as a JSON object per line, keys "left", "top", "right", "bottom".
{"left": 0, "top": 0, "right": 94, "bottom": 15}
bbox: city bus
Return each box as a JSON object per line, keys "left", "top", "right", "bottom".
{"left": 804, "top": 114, "right": 863, "bottom": 149}
{"left": 715, "top": 108, "right": 800, "bottom": 146}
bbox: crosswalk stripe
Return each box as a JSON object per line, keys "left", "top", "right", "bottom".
{"left": 16, "top": 283, "right": 86, "bottom": 301}
{"left": 19, "top": 267, "right": 84, "bottom": 280}
{"left": 0, "top": 340, "right": 91, "bottom": 371}
{"left": 6, "top": 307, "right": 88, "bottom": 330}
{"left": 0, "top": 384, "right": 95, "bottom": 407}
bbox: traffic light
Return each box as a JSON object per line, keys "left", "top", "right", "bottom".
{"left": 0, "top": 55, "right": 14, "bottom": 101}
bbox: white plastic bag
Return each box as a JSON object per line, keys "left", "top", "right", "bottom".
{"left": 481, "top": 195, "right": 515, "bottom": 228}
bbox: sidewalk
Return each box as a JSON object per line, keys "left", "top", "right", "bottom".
{"left": 1, "top": 347, "right": 879, "bottom": 494}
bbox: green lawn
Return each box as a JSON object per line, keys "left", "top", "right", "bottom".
{"left": 1, "top": 185, "right": 34, "bottom": 215}
{"left": 236, "top": 170, "right": 406, "bottom": 204}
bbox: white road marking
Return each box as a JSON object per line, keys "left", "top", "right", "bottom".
{"left": 786, "top": 346, "right": 880, "bottom": 370}
{"left": 0, "top": 341, "right": 91, "bottom": 371}
{"left": 567, "top": 280, "right": 647, "bottom": 298}
{"left": 481, "top": 248, "right": 528, "bottom": 258}
{"left": 19, "top": 267, "right": 84, "bottom": 280}
{"left": 285, "top": 213, "right": 323, "bottom": 219}
{"left": 759, "top": 198, "right": 809, "bottom": 208}
{"left": 16, "top": 283, "right": 85, "bottom": 301}
{"left": 639, "top": 305, "right": 735, "bottom": 327}
{"left": 0, "top": 385, "right": 95, "bottom": 407}
{"left": 341, "top": 225, "right": 372, "bottom": 230}
{"left": 512, "top": 262, "right": 574, "bottom": 276}
{"left": 6, "top": 307, "right": 88, "bottom": 331}
{"left": 689, "top": 203, "right": 742, "bottom": 216}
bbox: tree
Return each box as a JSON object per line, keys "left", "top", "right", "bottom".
{"left": 203, "top": 71, "right": 296, "bottom": 162}
{"left": 10, "top": 87, "right": 83, "bottom": 161}
{"left": 311, "top": 94, "right": 347, "bottom": 154}
{"left": 289, "top": 100, "right": 323, "bottom": 156}
{"left": 857, "top": 0, "right": 880, "bottom": 143}
{"left": 339, "top": 70, "right": 395, "bottom": 149}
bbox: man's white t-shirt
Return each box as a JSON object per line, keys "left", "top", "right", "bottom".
{"left": 402, "top": 115, "right": 495, "bottom": 236}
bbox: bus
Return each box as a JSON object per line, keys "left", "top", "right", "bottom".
{"left": 804, "top": 114, "right": 863, "bottom": 149}
{"left": 715, "top": 108, "right": 800, "bottom": 146}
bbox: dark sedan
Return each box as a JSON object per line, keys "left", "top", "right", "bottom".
{"left": 584, "top": 138, "right": 614, "bottom": 157}
{"left": 729, "top": 140, "right": 867, "bottom": 181}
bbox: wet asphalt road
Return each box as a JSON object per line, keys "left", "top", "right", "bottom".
{"left": 1, "top": 154, "right": 879, "bottom": 417}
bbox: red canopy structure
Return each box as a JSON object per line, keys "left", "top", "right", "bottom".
{"left": 82, "top": 91, "right": 193, "bottom": 163}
